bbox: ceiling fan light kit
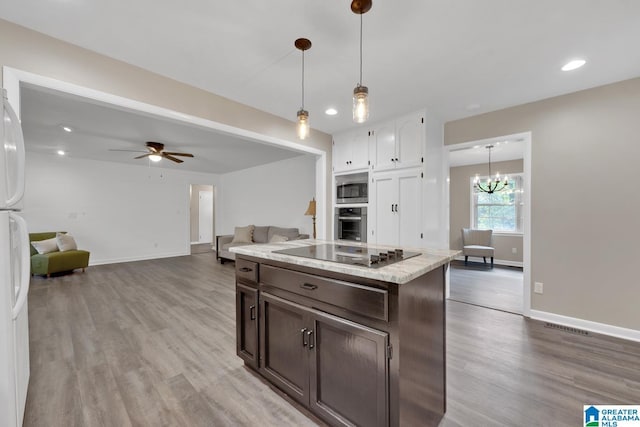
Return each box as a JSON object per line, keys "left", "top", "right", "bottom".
{"left": 130, "top": 141, "right": 194, "bottom": 164}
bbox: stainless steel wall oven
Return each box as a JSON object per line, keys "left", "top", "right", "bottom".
{"left": 335, "top": 207, "right": 367, "bottom": 242}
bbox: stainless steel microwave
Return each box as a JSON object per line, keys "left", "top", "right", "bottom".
{"left": 336, "top": 172, "right": 368, "bottom": 204}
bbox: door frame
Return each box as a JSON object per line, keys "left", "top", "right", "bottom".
{"left": 443, "top": 131, "right": 532, "bottom": 316}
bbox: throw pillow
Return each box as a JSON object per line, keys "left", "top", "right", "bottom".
{"left": 269, "top": 234, "right": 289, "bottom": 243}
{"left": 253, "top": 226, "right": 269, "bottom": 243}
{"left": 232, "top": 225, "right": 254, "bottom": 244}
{"left": 31, "top": 237, "right": 59, "bottom": 255}
{"left": 56, "top": 232, "right": 78, "bottom": 252}
{"left": 267, "top": 227, "right": 300, "bottom": 242}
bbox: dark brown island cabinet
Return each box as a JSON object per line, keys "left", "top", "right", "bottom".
{"left": 234, "top": 252, "right": 449, "bottom": 427}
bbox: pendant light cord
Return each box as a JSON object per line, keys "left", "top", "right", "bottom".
{"left": 301, "top": 49, "right": 305, "bottom": 109}
{"left": 359, "top": 13, "right": 363, "bottom": 86}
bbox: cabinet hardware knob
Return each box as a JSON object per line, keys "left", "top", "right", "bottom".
{"left": 249, "top": 305, "right": 256, "bottom": 320}
{"left": 301, "top": 328, "right": 308, "bottom": 347}
{"left": 391, "top": 158, "right": 395, "bottom": 162}
{"left": 239, "top": 267, "right": 252, "bottom": 273}
{"left": 306, "top": 330, "right": 315, "bottom": 349}
{"left": 300, "top": 283, "right": 318, "bottom": 291}
{"left": 395, "top": 204, "right": 398, "bottom": 212}
{"left": 395, "top": 158, "right": 398, "bottom": 161}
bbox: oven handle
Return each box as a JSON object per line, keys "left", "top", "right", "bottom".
{"left": 338, "top": 216, "right": 362, "bottom": 220}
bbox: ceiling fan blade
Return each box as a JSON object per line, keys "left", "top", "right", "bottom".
{"left": 163, "top": 154, "right": 184, "bottom": 163}
{"left": 163, "top": 152, "right": 194, "bottom": 157}
{"left": 134, "top": 153, "right": 152, "bottom": 159}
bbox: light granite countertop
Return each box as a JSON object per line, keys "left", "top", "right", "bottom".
{"left": 230, "top": 239, "right": 460, "bottom": 285}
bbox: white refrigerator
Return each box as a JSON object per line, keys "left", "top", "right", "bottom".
{"left": 1, "top": 88, "right": 30, "bottom": 427}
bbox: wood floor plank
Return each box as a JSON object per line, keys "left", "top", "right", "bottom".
{"left": 24, "top": 252, "right": 640, "bottom": 427}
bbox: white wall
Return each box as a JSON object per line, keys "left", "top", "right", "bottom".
{"left": 217, "top": 155, "right": 316, "bottom": 238}
{"left": 24, "top": 152, "right": 220, "bottom": 265}
{"left": 445, "top": 77, "right": 640, "bottom": 332}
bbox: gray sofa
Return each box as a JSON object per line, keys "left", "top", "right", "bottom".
{"left": 216, "top": 225, "right": 309, "bottom": 263}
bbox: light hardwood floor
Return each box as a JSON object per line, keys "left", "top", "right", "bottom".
{"left": 449, "top": 261, "right": 524, "bottom": 314}
{"left": 25, "top": 253, "right": 640, "bottom": 427}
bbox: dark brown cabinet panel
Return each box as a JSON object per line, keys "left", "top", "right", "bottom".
{"left": 259, "top": 293, "right": 309, "bottom": 405}
{"left": 236, "top": 283, "right": 259, "bottom": 368}
{"left": 260, "top": 292, "right": 389, "bottom": 427}
{"left": 309, "top": 312, "right": 389, "bottom": 427}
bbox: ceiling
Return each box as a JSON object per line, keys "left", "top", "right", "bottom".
{"left": 449, "top": 139, "right": 524, "bottom": 168}
{"left": 2, "top": 1, "right": 640, "bottom": 136}
{"left": 20, "top": 85, "right": 304, "bottom": 174}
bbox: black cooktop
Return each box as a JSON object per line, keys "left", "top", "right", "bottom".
{"left": 273, "top": 244, "right": 420, "bottom": 268}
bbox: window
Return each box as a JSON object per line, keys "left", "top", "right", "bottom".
{"left": 471, "top": 174, "right": 523, "bottom": 233}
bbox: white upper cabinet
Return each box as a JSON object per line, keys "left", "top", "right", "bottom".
{"left": 332, "top": 128, "right": 369, "bottom": 173}
{"left": 371, "top": 111, "right": 424, "bottom": 172}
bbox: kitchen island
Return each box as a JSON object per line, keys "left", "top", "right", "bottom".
{"left": 231, "top": 240, "right": 458, "bottom": 427}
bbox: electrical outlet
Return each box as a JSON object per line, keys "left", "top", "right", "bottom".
{"left": 534, "top": 282, "right": 544, "bottom": 294}
{"left": 512, "top": 247, "right": 517, "bottom": 254}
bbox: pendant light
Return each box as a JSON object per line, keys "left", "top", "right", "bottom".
{"left": 351, "top": 0, "right": 372, "bottom": 123}
{"left": 295, "top": 38, "right": 312, "bottom": 140}
{"left": 474, "top": 145, "right": 509, "bottom": 194}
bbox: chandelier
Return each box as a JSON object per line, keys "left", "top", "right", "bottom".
{"left": 474, "top": 145, "right": 509, "bottom": 194}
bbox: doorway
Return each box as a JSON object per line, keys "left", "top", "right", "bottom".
{"left": 190, "top": 184, "right": 215, "bottom": 254}
{"left": 445, "top": 132, "right": 531, "bottom": 315}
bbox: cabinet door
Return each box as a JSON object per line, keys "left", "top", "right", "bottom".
{"left": 333, "top": 134, "right": 351, "bottom": 173}
{"left": 373, "top": 122, "right": 396, "bottom": 172}
{"left": 236, "top": 283, "right": 259, "bottom": 368}
{"left": 398, "top": 171, "right": 423, "bottom": 248}
{"left": 374, "top": 175, "right": 398, "bottom": 247}
{"left": 349, "top": 129, "right": 370, "bottom": 170}
{"left": 395, "top": 113, "right": 424, "bottom": 169}
{"left": 309, "top": 311, "right": 389, "bottom": 427}
{"left": 259, "top": 293, "right": 310, "bottom": 406}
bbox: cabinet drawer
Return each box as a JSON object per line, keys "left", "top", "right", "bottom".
{"left": 236, "top": 258, "right": 258, "bottom": 284}
{"left": 260, "top": 265, "right": 388, "bottom": 321}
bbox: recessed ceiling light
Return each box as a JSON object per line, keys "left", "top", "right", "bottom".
{"left": 325, "top": 108, "right": 338, "bottom": 116}
{"left": 57, "top": 150, "right": 65, "bottom": 156}
{"left": 561, "top": 59, "right": 586, "bottom": 71}
{"left": 61, "top": 125, "right": 73, "bottom": 132}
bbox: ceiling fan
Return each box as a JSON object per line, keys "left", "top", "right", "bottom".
{"left": 112, "top": 141, "right": 194, "bottom": 163}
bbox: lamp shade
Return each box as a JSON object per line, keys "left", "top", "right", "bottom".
{"left": 304, "top": 198, "right": 316, "bottom": 216}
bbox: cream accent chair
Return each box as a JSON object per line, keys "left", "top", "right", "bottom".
{"left": 462, "top": 228, "right": 494, "bottom": 268}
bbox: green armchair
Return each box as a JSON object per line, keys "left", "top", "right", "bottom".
{"left": 29, "top": 232, "right": 90, "bottom": 277}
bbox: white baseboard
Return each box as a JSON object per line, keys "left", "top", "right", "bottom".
{"left": 453, "top": 255, "right": 523, "bottom": 268}
{"left": 89, "top": 251, "right": 189, "bottom": 266}
{"left": 529, "top": 310, "right": 640, "bottom": 343}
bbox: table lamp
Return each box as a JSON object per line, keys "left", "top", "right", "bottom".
{"left": 304, "top": 198, "right": 317, "bottom": 239}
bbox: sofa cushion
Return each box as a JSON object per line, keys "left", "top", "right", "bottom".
{"left": 31, "top": 237, "right": 59, "bottom": 255}
{"left": 222, "top": 242, "right": 253, "bottom": 251}
{"left": 231, "top": 225, "right": 254, "bottom": 244}
{"left": 56, "top": 232, "right": 78, "bottom": 252}
{"left": 253, "top": 226, "right": 269, "bottom": 243}
{"left": 269, "top": 234, "right": 289, "bottom": 243}
{"left": 267, "top": 227, "right": 300, "bottom": 242}
{"left": 31, "top": 250, "right": 90, "bottom": 276}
